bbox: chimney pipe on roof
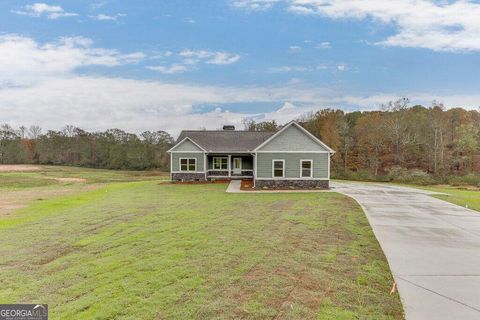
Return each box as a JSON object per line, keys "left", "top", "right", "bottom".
{"left": 222, "top": 125, "right": 235, "bottom": 131}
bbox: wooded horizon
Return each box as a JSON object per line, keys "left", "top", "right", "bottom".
{"left": 1, "top": 99, "right": 479, "bottom": 180}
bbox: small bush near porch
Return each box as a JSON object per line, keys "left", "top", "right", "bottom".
{"left": 0, "top": 170, "right": 402, "bottom": 319}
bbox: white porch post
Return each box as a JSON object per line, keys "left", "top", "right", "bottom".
{"left": 228, "top": 154, "right": 231, "bottom": 177}
{"left": 253, "top": 153, "right": 256, "bottom": 188}
{"left": 204, "top": 153, "right": 207, "bottom": 180}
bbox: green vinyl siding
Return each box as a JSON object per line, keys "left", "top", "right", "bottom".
{"left": 257, "top": 125, "right": 329, "bottom": 152}
{"left": 171, "top": 152, "right": 205, "bottom": 172}
{"left": 256, "top": 153, "right": 329, "bottom": 179}
{"left": 171, "top": 139, "right": 203, "bottom": 152}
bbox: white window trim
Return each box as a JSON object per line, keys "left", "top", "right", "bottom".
{"left": 272, "top": 159, "right": 285, "bottom": 178}
{"left": 179, "top": 157, "right": 197, "bottom": 172}
{"left": 300, "top": 159, "right": 313, "bottom": 178}
{"left": 213, "top": 157, "right": 228, "bottom": 170}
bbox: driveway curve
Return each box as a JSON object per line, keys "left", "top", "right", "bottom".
{"left": 332, "top": 182, "right": 480, "bottom": 320}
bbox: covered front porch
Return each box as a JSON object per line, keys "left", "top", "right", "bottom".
{"left": 206, "top": 154, "right": 254, "bottom": 179}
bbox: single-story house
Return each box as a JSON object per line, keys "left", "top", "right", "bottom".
{"left": 167, "top": 120, "right": 335, "bottom": 188}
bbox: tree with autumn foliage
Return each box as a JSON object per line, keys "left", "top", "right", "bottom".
{"left": 0, "top": 99, "right": 479, "bottom": 178}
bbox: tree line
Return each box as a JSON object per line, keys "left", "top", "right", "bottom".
{"left": 1, "top": 99, "right": 479, "bottom": 178}
{"left": 0, "top": 125, "right": 174, "bottom": 170}
{"left": 245, "top": 99, "right": 480, "bottom": 180}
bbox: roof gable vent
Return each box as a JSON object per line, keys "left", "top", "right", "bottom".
{"left": 222, "top": 125, "right": 235, "bottom": 131}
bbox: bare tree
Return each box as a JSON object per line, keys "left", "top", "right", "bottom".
{"left": 28, "top": 125, "right": 42, "bottom": 139}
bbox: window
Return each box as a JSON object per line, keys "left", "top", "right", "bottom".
{"left": 213, "top": 157, "right": 228, "bottom": 170}
{"left": 301, "top": 160, "right": 313, "bottom": 178}
{"left": 180, "top": 158, "right": 196, "bottom": 171}
{"left": 272, "top": 160, "right": 285, "bottom": 178}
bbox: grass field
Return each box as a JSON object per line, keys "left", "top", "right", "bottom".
{"left": 420, "top": 185, "right": 480, "bottom": 212}
{"left": 0, "top": 166, "right": 403, "bottom": 319}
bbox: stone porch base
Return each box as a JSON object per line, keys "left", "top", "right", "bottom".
{"left": 254, "top": 179, "right": 329, "bottom": 189}
{"left": 172, "top": 172, "right": 206, "bottom": 181}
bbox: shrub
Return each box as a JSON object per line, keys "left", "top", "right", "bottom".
{"left": 386, "top": 166, "right": 436, "bottom": 185}
{"left": 332, "top": 169, "right": 390, "bottom": 182}
{"left": 334, "top": 167, "right": 480, "bottom": 187}
{"left": 447, "top": 174, "right": 480, "bottom": 187}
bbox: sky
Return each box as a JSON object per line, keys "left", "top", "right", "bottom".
{"left": 1, "top": 0, "right": 480, "bottom": 135}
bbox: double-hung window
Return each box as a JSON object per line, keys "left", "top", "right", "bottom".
{"left": 272, "top": 160, "right": 285, "bottom": 178}
{"left": 300, "top": 160, "right": 313, "bottom": 178}
{"left": 180, "top": 158, "right": 196, "bottom": 171}
{"left": 213, "top": 157, "right": 228, "bottom": 170}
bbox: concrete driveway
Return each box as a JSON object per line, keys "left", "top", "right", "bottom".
{"left": 332, "top": 181, "right": 480, "bottom": 320}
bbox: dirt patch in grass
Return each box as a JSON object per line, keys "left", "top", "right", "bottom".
{"left": 0, "top": 165, "right": 43, "bottom": 172}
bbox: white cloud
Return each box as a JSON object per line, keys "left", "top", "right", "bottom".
{"left": 184, "top": 17, "right": 196, "bottom": 24}
{"left": 0, "top": 76, "right": 308, "bottom": 135}
{"left": 12, "top": 3, "right": 77, "bottom": 19}
{"left": 270, "top": 66, "right": 312, "bottom": 72}
{"left": 90, "top": 13, "right": 126, "bottom": 21}
{"left": 0, "top": 35, "right": 144, "bottom": 84}
{"left": 146, "top": 64, "right": 190, "bottom": 74}
{"left": 149, "top": 51, "right": 173, "bottom": 60}
{"left": 288, "top": 45, "right": 302, "bottom": 53}
{"left": 207, "top": 52, "right": 241, "bottom": 65}
{"left": 147, "top": 49, "right": 240, "bottom": 74}
{"left": 1, "top": 75, "right": 479, "bottom": 135}
{"left": 179, "top": 49, "right": 240, "bottom": 65}
{"left": 316, "top": 42, "right": 331, "bottom": 49}
{"left": 179, "top": 49, "right": 211, "bottom": 59}
{"left": 90, "top": 2, "right": 107, "bottom": 10}
{"left": 236, "top": 0, "right": 480, "bottom": 52}
{"left": 232, "top": 0, "right": 280, "bottom": 11}
{"left": 292, "top": 0, "right": 480, "bottom": 52}
{"left": 336, "top": 63, "right": 347, "bottom": 71}
{"left": 1, "top": 74, "right": 479, "bottom": 135}
{"left": 270, "top": 64, "right": 330, "bottom": 72}
{"left": 0, "top": 35, "right": 478, "bottom": 135}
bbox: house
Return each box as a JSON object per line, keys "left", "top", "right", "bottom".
{"left": 167, "top": 121, "right": 335, "bottom": 189}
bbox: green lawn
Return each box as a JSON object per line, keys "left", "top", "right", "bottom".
{"left": 420, "top": 185, "right": 480, "bottom": 212}
{"left": 0, "top": 169, "right": 402, "bottom": 319}
{"left": 0, "top": 166, "right": 168, "bottom": 190}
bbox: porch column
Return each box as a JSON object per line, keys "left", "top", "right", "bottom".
{"left": 253, "top": 153, "right": 256, "bottom": 188}
{"left": 228, "top": 154, "right": 231, "bottom": 177}
{"left": 204, "top": 153, "right": 207, "bottom": 180}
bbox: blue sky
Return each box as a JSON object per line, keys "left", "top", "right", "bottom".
{"left": 1, "top": 0, "right": 480, "bottom": 134}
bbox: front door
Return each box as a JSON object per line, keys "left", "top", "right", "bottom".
{"left": 233, "top": 158, "right": 242, "bottom": 174}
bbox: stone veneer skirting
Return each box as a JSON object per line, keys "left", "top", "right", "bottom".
{"left": 254, "top": 179, "right": 329, "bottom": 189}
{"left": 207, "top": 170, "right": 229, "bottom": 176}
{"left": 172, "top": 172, "right": 206, "bottom": 181}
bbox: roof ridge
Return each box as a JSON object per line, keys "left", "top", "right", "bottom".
{"left": 180, "top": 130, "right": 276, "bottom": 133}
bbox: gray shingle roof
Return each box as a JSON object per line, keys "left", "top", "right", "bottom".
{"left": 177, "top": 130, "right": 275, "bottom": 153}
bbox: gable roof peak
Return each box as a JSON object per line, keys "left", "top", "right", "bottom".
{"left": 252, "top": 120, "right": 335, "bottom": 153}
{"left": 166, "top": 136, "right": 206, "bottom": 153}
